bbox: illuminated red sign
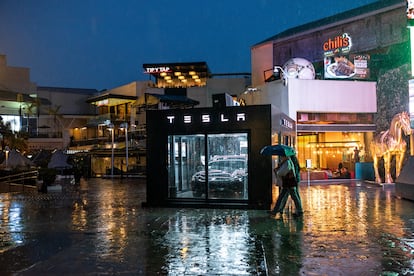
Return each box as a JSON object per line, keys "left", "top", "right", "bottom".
{"left": 322, "top": 33, "right": 371, "bottom": 80}
{"left": 323, "top": 33, "right": 352, "bottom": 57}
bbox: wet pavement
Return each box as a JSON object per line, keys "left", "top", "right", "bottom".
{"left": 1, "top": 178, "right": 414, "bottom": 275}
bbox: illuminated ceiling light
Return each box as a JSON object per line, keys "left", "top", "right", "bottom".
{"left": 174, "top": 71, "right": 181, "bottom": 76}
{"left": 160, "top": 72, "right": 167, "bottom": 77}
{"left": 178, "top": 75, "right": 185, "bottom": 80}
{"left": 166, "top": 79, "right": 172, "bottom": 83}
{"left": 192, "top": 75, "right": 199, "bottom": 79}
{"left": 181, "top": 79, "right": 187, "bottom": 82}
{"left": 164, "top": 76, "right": 171, "bottom": 80}
{"left": 195, "top": 78, "right": 201, "bottom": 82}
{"left": 189, "top": 71, "right": 196, "bottom": 75}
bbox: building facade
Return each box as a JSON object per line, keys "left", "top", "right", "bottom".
{"left": 246, "top": 0, "right": 409, "bottom": 176}
{"left": 68, "top": 63, "right": 251, "bottom": 177}
{"left": 0, "top": 55, "right": 99, "bottom": 152}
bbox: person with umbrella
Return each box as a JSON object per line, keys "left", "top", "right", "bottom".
{"left": 260, "top": 144, "right": 303, "bottom": 218}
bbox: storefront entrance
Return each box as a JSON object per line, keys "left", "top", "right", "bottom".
{"left": 167, "top": 133, "right": 248, "bottom": 200}
{"left": 144, "top": 105, "right": 294, "bottom": 209}
{"left": 297, "top": 131, "right": 374, "bottom": 178}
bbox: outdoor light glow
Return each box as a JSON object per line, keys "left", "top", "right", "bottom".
{"left": 120, "top": 122, "right": 129, "bottom": 172}
{"left": 107, "top": 123, "right": 115, "bottom": 178}
{"left": 411, "top": 27, "right": 414, "bottom": 76}
{"left": 1, "top": 116, "right": 20, "bottom": 132}
{"left": 409, "top": 79, "right": 414, "bottom": 128}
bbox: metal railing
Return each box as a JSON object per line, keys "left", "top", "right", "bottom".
{"left": 0, "top": 170, "right": 39, "bottom": 193}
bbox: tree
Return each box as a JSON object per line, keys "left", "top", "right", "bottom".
{"left": 25, "top": 96, "right": 42, "bottom": 136}
{"left": 48, "top": 105, "right": 63, "bottom": 137}
{"left": 0, "top": 116, "right": 28, "bottom": 153}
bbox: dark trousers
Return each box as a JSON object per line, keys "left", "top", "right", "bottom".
{"left": 273, "top": 186, "right": 303, "bottom": 214}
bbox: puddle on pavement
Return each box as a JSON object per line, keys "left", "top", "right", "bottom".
{"left": 1, "top": 179, "right": 414, "bottom": 274}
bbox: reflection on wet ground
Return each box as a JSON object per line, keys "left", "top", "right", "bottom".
{"left": 0, "top": 178, "right": 414, "bottom": 275}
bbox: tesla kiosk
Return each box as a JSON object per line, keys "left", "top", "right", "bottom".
{"left": 144, "top": 104, "right": 295, "bottom": 209}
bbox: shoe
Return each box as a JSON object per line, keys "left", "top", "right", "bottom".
{"left": 293, "top": 212, "right": 303, "bottom": 218}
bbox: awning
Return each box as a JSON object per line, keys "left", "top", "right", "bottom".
{"left": 297, "top": 124, "right": 376, "bottom": 132}
{"left": 86, "top": 93, "right": 137, "bottom": 106}
{"left": 143, "top": 61, "right": 210, "bottom": 88}
{"left": 133, "top": 93, "right": 199, "bottom": 108}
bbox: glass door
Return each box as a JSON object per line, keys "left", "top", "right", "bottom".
{"left": 167, "top": 134, "right": 205, "bottom": 198}
{"left": 167, "top": 133, "right": 248, "bottom": 200}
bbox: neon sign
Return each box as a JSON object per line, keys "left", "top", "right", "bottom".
{"left": 167, "top": 113, "right": 246, "bottom": 124}
{"left": 144, "top": 66, "right": 171, "bottom": 74}
{"left": 322, "top": 33, "right": 369, "bottom": 80}
{"left": 323, "top": 33, "right": 352, "bottom": 57}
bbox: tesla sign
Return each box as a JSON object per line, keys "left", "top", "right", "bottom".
{"left": 167, "top": 113, "right": 246, "bottom": 124}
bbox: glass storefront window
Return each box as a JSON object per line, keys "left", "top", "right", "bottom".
{"left": 297, "top": 132, "right": 369, "bottom": 173}
{"left": 167, "top": 133, "right": 248, "bottom": 200}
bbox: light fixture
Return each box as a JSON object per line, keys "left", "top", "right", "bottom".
{"left": 174, "top": 71, "right": 181, "bottom": 76}
{"left": 192, "top": 75, "right": 199, "bottom": 79}
{"left": 273, "top": 66, "right": 288, "bottom": 86}
{"left": 160, "top": 72, "right": 167, "bottom": 77}
{"left": 164, "top": 75, "right": 171, "bottom": 80}
{"left": 189, "top": 71, "right": 196, "bottom": 75}
{"left": 243, "top": 87, "right": 260, "bottom": 94}
{"left": 178, "top": 75, "right": 185, "bottom": 80}
{"left": 120, "top": 122, "right": 129, "bottom": 174}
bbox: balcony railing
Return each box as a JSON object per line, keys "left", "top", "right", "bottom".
{"left": 28, "top": 132, "right": 63, "bottom": 139}
{"left": 87, "top": 114, "right": 131, "bottom": 126}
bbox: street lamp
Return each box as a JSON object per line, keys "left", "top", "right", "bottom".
{"left": 273, "top": 66, "right": 288, "bottom": 86}
{"left": 107, "top": 123, "right": 115, "bottom": 178}
{"left": 5, "top": 146, "right": 10, "bottom": 169}
{"left": 120, "top": 122, "right": 129, "bottom": 174}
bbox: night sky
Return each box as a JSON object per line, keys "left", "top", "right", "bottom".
{"left": 0, "top": 0, "right": 377, "bottom": 90}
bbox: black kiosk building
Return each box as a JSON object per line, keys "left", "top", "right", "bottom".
{"left": 144, "top": 104, "right": 295, "bottom": 210}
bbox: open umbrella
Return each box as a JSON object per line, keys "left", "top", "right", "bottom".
{"left": 260, "top": 144, "right": 296, "bottom": 156}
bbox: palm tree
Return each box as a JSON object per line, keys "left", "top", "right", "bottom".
{"left": 48, "top": 105, "right": 63, "bottom": 137}
{"left": 26, "top": 96, "right": 42, "bottom": 136}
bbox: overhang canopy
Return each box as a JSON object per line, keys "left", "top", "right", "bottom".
{"left": 86, "top": 93, "right": 137, "bottom": 106}
{"left": 143, "top": 61, "right": 210, "bottom": 88}
{"left": 134, "top": 93, "right": 199, "bottom": 108}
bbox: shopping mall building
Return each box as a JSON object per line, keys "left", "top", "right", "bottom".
{"left": 145, "top": 0, "right": 411, "bottom": 208}
{"left": 0, "top": 0, "right": 411, "bottom": 208}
